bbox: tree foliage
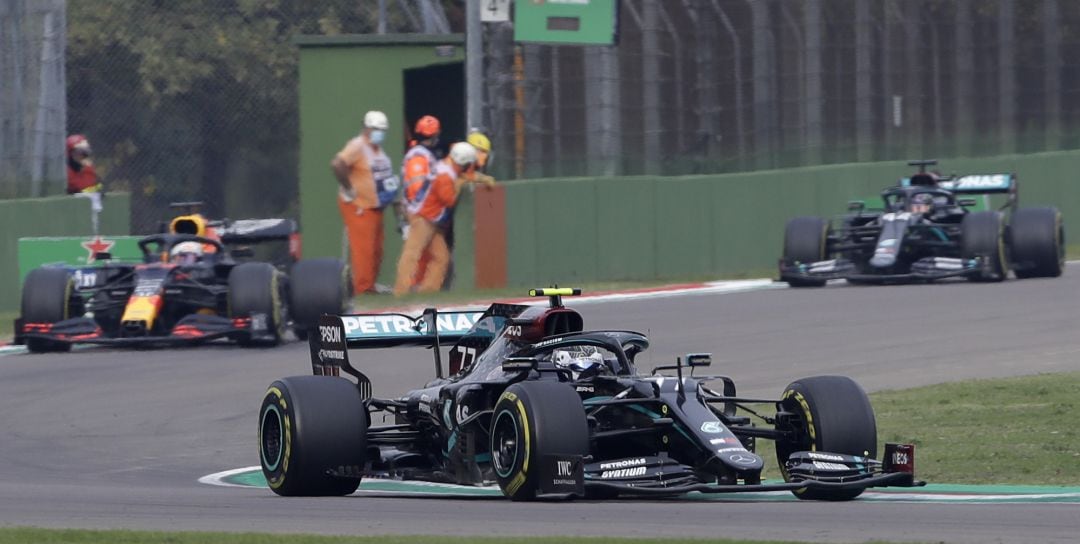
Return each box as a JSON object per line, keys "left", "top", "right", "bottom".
{"left": 66, "top": 0, "right": 456, "bottom": 230}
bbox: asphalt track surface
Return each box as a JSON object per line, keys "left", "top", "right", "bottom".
{"left": 2, "top": 268, "right": 1080, "bottom": 543}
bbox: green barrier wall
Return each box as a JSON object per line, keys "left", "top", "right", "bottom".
{"left": 504, "top": 151, "right": 1080, "bottom": 286}
{"left": 0, "top": 193, "right": 131, "bottom": 312}
{"left": 297, "top": 35, "right": 469, "bottom": 288}
{"left": 18, "top": 236, "right": 143, "bottom": 284}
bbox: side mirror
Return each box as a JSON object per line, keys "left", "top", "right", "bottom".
{"left": 502, "top": 356, "right": 538, "bottom": 372}
{"left": 958, "top": 198, "right": 977, "bottom": 207}
{"left": 686, "top": 353, "right": 712, "bottom": 367}
{"left": 847, "top": 200, "right": 865, "bottom": 212}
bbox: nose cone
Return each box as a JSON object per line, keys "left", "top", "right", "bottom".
{"left": 720, "top": 450, "right": 764, "bottom": 473}
{"left": 870, "top": 238, "right": 899, "bottom": 268}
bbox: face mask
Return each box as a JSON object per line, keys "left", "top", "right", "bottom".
{"left": 369, "top": 130, "right": 386, "bottom": 144}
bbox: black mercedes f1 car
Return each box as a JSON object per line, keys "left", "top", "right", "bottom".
{"left": 779, "top": 160, "right": 1064, "bottom": 286}
{"left": 258, "top": 289, "right": 922, "bottom": 501}
{"left": 14, "top": 216, "right": 349, "bottom": 352}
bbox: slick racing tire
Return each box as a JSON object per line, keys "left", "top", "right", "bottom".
{"left": 775, "top": 375, "right": 877, "bottom": 501}
{"left": 289, "top": 258, "right": 350, "bottom": 341}
{"left": 961, "top": 211, "right": 1008, "bottom": 282}
{"left": 782, "top": 216, "right": 830, "bottom": 288}
{"left": 490, "top": 381, "right": 589, "bottom": 501}
{"left": 1009, "top": 207, "right": 1064, "bottom": 279}
{"left": 259, "top": 376, "right": 368, "bottom": 496}
{"left": 229, "top": 262, "right": 287, "bottom": 346}
{"left": 20, "top": 267, "right": 76, "bottom": 353}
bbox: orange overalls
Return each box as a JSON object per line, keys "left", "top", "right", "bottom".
{"left": 402, "top": 145, "right": 439, "bottom": 287}
{"left": 336, "top": 135, "right": 395, "bottom": 294}
{"left": 394, "top": 158, "right": 465, "bottom": 295}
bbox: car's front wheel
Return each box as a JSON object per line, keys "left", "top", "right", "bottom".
{"left": 961, "top": 211, "right": 1008, "bottom": 282}
{"left": 490, "top": 381, "right": 589, "bottom": 501}
{"left": 774, "top": 375, "right": 877, "bottom": 501}
{"left": 20, "top": 267, "right": 76, "bottom": 353}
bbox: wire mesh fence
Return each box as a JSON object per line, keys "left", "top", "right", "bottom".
{"left": 0, "top": 0, "right": 66, "bottom": 198}
{"left": 61, "top": 0, "right": 457, "bottom": 233}
{"left": 479, "top": 0, "right": 1080, "bottom": 181}
{"left": 6, "top": 0, "right": 1080, "bottom": 231}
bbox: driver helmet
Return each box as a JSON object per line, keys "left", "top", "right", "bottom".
{"left": 553, "top": 346, "right": 606, "bottom": 380}
{"left": 910, "top": 193, "right": 933, "bottom": 214}
{"left": 170, "top": 241, "right": 204, "bottom": 265}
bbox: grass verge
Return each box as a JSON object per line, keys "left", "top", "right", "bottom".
{"left": 0, "top": 312, "right": 13, "bottom": 343}
{"left": 873, "top": 371, "right": 1080, "bottom": 485}
{"left": 749, "top": 371, "right": 1080, "bottom": 485}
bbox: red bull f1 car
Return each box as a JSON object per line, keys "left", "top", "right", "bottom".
{"left": 257, "top": 289, "right": 922, "bottom": 501}
{"left": 14, "top": 215, "right": 349, "bottom": 352}
{"left": 779, "top": 160, "right": 1064, "bottom": 286}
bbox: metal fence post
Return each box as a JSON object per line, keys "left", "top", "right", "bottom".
{"left": 954, "top": 0, "right": 974, "bottom": 156}
{"left": 903, "top": 1, "right": 923, "bottom": 160}
{"left": 750, "top": 0, "right": 774, "bottom": 170}
{"left": 998, "top": 0, "right": 1016, "bottom": 154}
{"left": 466, "top": 0, "right": 482, "bottom": 134}
{"left": 1044, "top": 0, "right": 1062, "bottom": 151}
{"left": 855, "top": 0, "right": 873, "bottom": 162}
{"left": 803, "top": 0, "right": 822, "bottom": 165}
{"left": 585, "top": 45, "right": 620, "bottom": 177}
{"left": 641, "top": 0, "right": 661, "bottom": 175}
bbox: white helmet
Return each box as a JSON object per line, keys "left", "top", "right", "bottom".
{"left": 553, "top": 346, "right": 606, "bottom": 380}
{"left": 449, "top": 142, "right": 478, "bottom": 167}
{"left": 170, "top": 241, "right": 204, "bottom": 265}
{"left": 363, "top": 110, "right": 389, "bottom": 130}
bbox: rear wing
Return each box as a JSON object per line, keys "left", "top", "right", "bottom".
{"left": 308, "top": 309, "right": 486, "bottom": 398}
{"left": 936, "top": 173, "right": 1016, "bottom": 195}
{"left": 216, "top": 218, "right": 299, "bottom": 245}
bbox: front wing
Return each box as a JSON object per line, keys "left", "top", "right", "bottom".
{"left": 14, "top": 312, "right": 275, "bottom": 347}
{"left": 779, "top": 256, "right": 991, "bottom": 284}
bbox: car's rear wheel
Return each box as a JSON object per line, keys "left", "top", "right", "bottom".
{"left": 229, "top": 262, "right": 286, "bottom": 346}
{"left": 782, "top": 216, "right": 830, "bottom": 288}
{"left": 259, "top": 376, "right": 367, "bottom": 496}
{"left": 1010, "top": 207, "right": 1064, "bottom": 279}
{"left": 774, "top": 375, "right": 877, "bottom": 501}
{"left": 491, "top": 381, "right": 589, "bottom": 501}
{"left": 961, "top": 211, "right": 1008, "bottom": 282}
{"left": 20, "top": 267, "right": 76, "bottom": 353}
{"left": 289, "top": 258, "right": 350, "bottom": 340}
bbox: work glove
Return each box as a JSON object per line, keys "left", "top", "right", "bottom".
{"left": 474, "top": 173, "right": 496, "bottom": 187}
